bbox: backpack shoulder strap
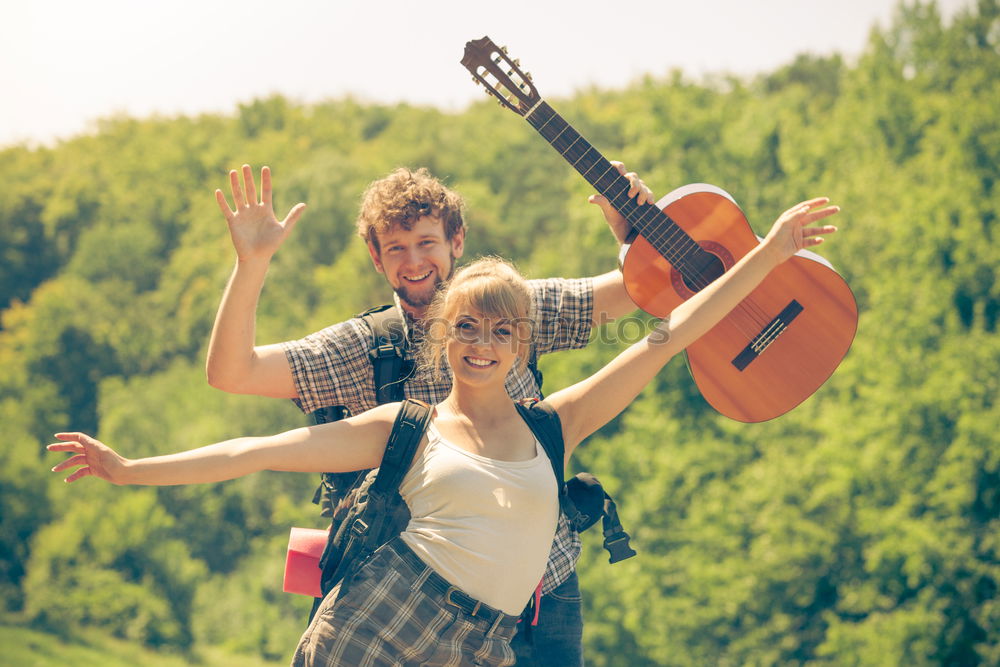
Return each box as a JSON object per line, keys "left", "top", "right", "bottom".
{"left": 514, "top": 398, "right": 564, "bottom": 482}
{"left": 358, "top": 304, "right": 411, "bottom": 404}
{"left": 514, "top": 399, "right": 593, "bottom": 532}
{"left": 369, "top": 398, "right": 432, "bottom": 497}
{"left": 308, "top": 307, "right": 411, "bottom": 511}
{"left": 527, "top": 349, "right": 544, "bottom": 397}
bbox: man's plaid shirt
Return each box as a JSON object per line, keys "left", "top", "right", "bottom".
{"left": 283, "top": 277, "right": 594, "bottom": 594}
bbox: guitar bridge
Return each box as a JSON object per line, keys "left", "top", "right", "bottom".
{"left": 731, "top": 300, "right": 803, "bottom": 371}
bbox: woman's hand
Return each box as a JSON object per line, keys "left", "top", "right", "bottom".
{"left": 763, "top": 197, "right": 840, "bottom": 263}
{"left": 48, "top": 433, "right": 129, "bottom": 484}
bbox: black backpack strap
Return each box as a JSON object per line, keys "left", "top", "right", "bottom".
{"left": 353, "top": 399, "right": 432, "bottom": 553}
{"left": 601, "top": 492, "right": 637, "bottom": 564}
{"left": 359, "top": 304, "right": 412, "bottom": 404}
{"left": 370, "top": 399, "right": 432, "bottom": 496}
{"left": 310, "top": 406, "right": 354, "bottom": 510}
{"left": 527, "top": 349, "right": 544, "bottom": 398}
{"left": 514, "top": 399, "right": 588, "bottom": 530}
{"left": 514, "top": 399, "right": 564, "bottom": 483}
{"left": 309, "top": 306, "right": 412, "bottom": 510}
{"left": 516, "top": 399, "right": 637, "bottom": 565}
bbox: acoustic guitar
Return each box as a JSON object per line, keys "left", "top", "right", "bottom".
{"left": 461, "top": 36, "right": 858, "bottom": 422}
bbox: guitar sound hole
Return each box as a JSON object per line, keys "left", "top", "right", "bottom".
{"left": 681, "top": 252, "right": 726, "bottom": 293}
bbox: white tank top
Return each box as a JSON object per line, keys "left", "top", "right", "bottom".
{"left": 398, "top": 421, "right": 559, "bottom": 615}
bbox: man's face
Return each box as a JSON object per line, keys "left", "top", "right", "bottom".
{"left": 368, "top": 215, "right": 465, "bottom": 315}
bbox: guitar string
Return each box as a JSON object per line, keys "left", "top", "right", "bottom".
{"left": 598, "top": 173, "right": 771, "bottom": 341}
{"left": 615, "top": 192, "right": 774, "bottom": 339}
{"left": 593, "top": 163, "right": 775, "bottom": 333}
{"left": 532, "top": 109, "right": 771, "bottom": 340}
{"left": 530, "top": 105, "right": 756, "bottom": 293}
{"left": 541, "top": 119, "right": 835, "bottom": 392}
{"left": 583, "top": 158, "right": 772, "bottom": 338}
{"left": 530, "top": 104, "right": 775, "bottom": 341}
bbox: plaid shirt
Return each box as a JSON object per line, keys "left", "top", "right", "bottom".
{"left": 283, "top": 277, "right": 594, "bottom": 594}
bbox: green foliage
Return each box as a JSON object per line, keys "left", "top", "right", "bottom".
{"left": 0, "top": 414, "right": 51, "bottom": 613}
{"left": 0, "top": 1, "right": 996, "bottom": 663}
{"left": 191, "top": 533, "right": 313, "bottom": 661}
{"left": 23, "top": 487, "right": 205, "bottom": 647}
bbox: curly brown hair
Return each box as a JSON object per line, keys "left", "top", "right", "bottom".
{"left": 357, "top": 167, "right": 466, "bottom": 251}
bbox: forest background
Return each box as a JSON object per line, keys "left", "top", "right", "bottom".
{"left": 1, "top": 2, "right": 997, "bottom": 665}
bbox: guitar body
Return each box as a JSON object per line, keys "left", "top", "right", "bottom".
{"left": 621, "top": 184, "right": 858, "bottom": 422}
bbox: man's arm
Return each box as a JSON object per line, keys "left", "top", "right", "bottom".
{"left": 206, "top": 259, "right": 298, "bottom": 397}
{"left": 587, "top": 162, "right": 653, "bottom": 324}
{"left": 206, "top": 164, "right": 305, "bottom": 397}
{"left": 590, "top": 271, "right": 634, "bottom": 326}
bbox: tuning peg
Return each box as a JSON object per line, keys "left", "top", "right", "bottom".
{"left": 501, "top": 46, "right": 509, "bottom": 54}
{"left": 525, "top": 72, "right": 533, "bottom": 81}
{"left": 471, "top": 76, "right": 481, "bottom": 86}
{"left": 514, "top": 59, "right": 521, "bottom": 67}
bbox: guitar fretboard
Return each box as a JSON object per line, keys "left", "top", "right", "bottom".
{"left": 525, "top": 101, "right": 704, "bottom": 271}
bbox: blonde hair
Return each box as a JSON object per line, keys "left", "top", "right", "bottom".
{"left": 423, "top": 257, "right": 535, "bottom": 377}
{"left": 356, "top": 167, "right": 465, "bottom": 251}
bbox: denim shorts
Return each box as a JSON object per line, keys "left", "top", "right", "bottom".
{"left": 292, "top": 537, "right": 519, "bottom": 666}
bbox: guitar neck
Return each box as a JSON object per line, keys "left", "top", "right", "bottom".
{"left": 525, "top": 101, "right": 699, "bottom": 262}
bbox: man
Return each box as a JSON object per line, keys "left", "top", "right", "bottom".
{"left": 208, "top": 162, "right": 651, "bottom": 666}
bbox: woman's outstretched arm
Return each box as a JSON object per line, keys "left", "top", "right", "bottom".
{"left": 47, "top": 402, "right": 401, "bottom": 485}
{"left": 546, "top": 198, "right": 841, "bottom": 455}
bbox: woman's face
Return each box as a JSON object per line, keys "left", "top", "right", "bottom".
{"left": 445, "top": 308, "right": 521, "bottom": 389}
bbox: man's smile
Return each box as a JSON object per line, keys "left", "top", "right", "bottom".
{"left": 402, "top": 270, "right": 433, "bottom": 283}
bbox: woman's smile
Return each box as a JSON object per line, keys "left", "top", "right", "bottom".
{"left": 463, "top": 356, "right": 497, "bottom": 368}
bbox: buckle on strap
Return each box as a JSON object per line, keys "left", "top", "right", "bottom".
{"left": 350, "top": 518, "right": 370, "bottom": 537}
{"left": 603, "top": 529, "right": 637, "bottom": 564}
{"left": 444, "top": 586, "right": 482, "bottom": 616}
{"left": 370, "top": 343, "right": 401, "bottom": 360}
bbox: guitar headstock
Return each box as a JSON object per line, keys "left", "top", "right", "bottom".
{"left": 461, "top": 36, "right": 541, "bottom": 117}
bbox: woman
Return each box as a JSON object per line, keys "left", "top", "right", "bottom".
{"left": 49, "top": 198, "right": 840, "bottom": 666}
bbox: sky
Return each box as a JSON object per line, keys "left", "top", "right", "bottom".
{"left": 1, "top": 0, "right": 972, "bottom": 148}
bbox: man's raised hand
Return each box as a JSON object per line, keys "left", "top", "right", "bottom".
{"left": 214, "top": 164, "right": 307, "bottom": 263}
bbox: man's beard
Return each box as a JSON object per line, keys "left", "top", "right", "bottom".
{"left": 394, "top": 256, "right": 455, "bottom": 309}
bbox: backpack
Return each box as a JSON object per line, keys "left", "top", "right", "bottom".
{"left": 306, "top": 305, "right": 635, "bottom": 619}
{"left": 316, "top": 398, "right": 433, "bottom": 599}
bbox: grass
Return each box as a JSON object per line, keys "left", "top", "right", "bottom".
{"left": 0, "top": 624, "right": 285, "bottom": 666}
